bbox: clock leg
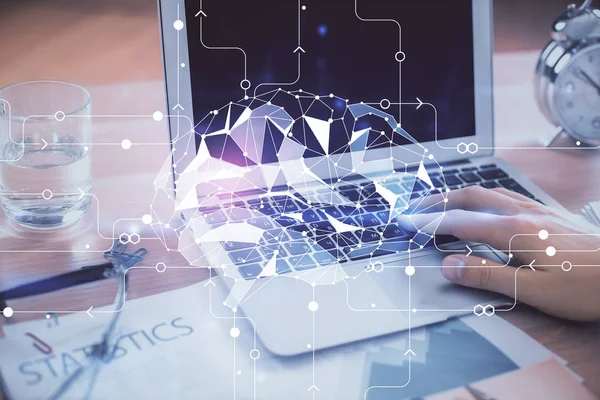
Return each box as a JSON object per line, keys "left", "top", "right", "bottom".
{"left": 543, "top": 126, "right": 566, "bottom": 147}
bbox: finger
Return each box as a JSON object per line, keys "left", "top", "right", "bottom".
{"left": 408, "top": 186, "right": 521, "bottom": 215}
{"left": 398, "top": 209, "right": 514, "bottom": 251}
{"left": 490, "top": 187, "right": 538, "bottom": 204}
{"left": 441, "top": 254, "right": 543, "bottom": 308}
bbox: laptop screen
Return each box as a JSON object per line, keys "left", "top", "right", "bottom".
{"left": 184, "top": 0, "right": 476, "bottom": 166}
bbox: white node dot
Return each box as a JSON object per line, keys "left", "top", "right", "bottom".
{"left": 308, "top": 301, "right": 319, "bottom": 312}
{"left": 237, "top": 370, "right": 242, "bottom": 375}
{"left": 181, "top": 63, "right": 185, "bottom": 68}
{"left": 230, "top": 327, "right": 240, "bottom": 338}
{"left": 153, "top": 111, "right": 163, "bottom": 121}
{"left": 405, "top": 266, "right": 415, "bottom": 276}
{"left": 561, "top": 261, "right": 572, "bottom": 272}
{"left": 85, "top": 244, "right": 90, "bottom": 249}
{"left": 173, "top": 20, "right": 184, "bottom": 30}
{"left": 302, "top": 5, "right": 306, "bottom": 10}
{"left": 443, "top": 198, "right": 449, "bottom": 203}
{"left": 41, "top": 189, "right": 53, "bottom": 200}
{"left": 155, "top": 262, "right": 167, "bottom": 273}
{"left": 428, "top": 154, "right": 434, "bottom": 160}
{"left": 481, "top": 260, "right": 487, "bottom": 265}
{"left": 249, "top": 349, "right": 261, "bottom": 359}
{"left": 121, "top": 139, "right": 132, "bottom": 150}
{"left": 55, "top": 111, "right": 66, "bottom": 121}
{"left": 576, "top": 141, "right": 581, "bottom": 146}
{"left": 538, "top": 230, "right": 549, "bottom": 240}
{"left": 142, "top": 214, "right": 153, "bottom": 225}
{"left": 371, "top": 303, "right": 376, "bottom": 308}
{"left": 546, "top": 246, "right": 556, "bottom": 257}
{"left": 84, "top": 146, "right": 89, "bottom": 152}
{"left": 412, "top": 308, "right": 417, "bottom": 313}
{"left": 3, "top": 307, "right": 13, "bottom": 318}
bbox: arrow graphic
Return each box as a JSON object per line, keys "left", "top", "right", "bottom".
{"left": 416, "top": 97, "right": 424, "bottom": 110}
{"left": 204, "top": 279, "right": 216, "bottom": 287}
{"left": 195, "top": 10, "right": 207, "bottom": 17}
{"left": 172, "top": 103, "right": 185, "bottom": 111}
{"left": 308, "top": 385, "right": 320, "bottom": 392}
{"left": 40, "top": 138, "right": 48, "bottom": 150}
{"left": 86, "top": 306, "right": 94, "bottom": 319}
{"left": 404, "top": 349, "right": 416, "bottom": 356}
{"left": 466, "top": 245, "right": 472, "bottom": 257}
{"left": 293, "top": 46, "right": 306, "bottom": 54}
{"left": 78, "top": 188, "right": 86, "bottom": 200}
{"left": 528, "top": 260, "right": 536, "bottom": 271}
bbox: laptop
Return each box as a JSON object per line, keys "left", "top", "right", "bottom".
{"left": 157, "top": 0, "right": 560, "bottom": 356}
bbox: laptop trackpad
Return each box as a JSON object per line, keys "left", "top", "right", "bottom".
{"left": 346, "top": 244, "right": 510, "bottom": 312}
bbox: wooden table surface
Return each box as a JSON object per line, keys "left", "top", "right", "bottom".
{"left": 1, "top": 51, "right": 599, "bottom": 396}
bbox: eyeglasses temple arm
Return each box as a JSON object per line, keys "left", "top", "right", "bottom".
{"left": 0, "top": 263, "right": 114, "bottom": 308}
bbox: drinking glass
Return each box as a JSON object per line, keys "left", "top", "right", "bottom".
{"left": 0, "top": 81, "right": 92, "bottom": 230}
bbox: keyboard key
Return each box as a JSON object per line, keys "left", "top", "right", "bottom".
{"left": 478, "top": 168, "right": 508, "bottom": 180}
{"left": 223, "top": 241, "right": 255, "bottom": 251}
{"left": 321, "top": 206, "right": 343, "bottom": 219}
{"left": 338, "top": 205, "right": 360, "bottom": 217}
{"left": 255, "top": 203, "right": 275, "bottom": 216}
{"left": 288, "top": 223, "right": 314, "bottom": 238}
{"left": 358, "top": 229, "right": 382, "bottom": 243}
{"left": 260, "top": 245, "right": 288, "bottom": 259}
{"left": 337, "top": 232, "right": 360, "bottom": 246}
{"left": 302, "top": 209, "right": 323, "bottom": 222}
{"left": 247, "top": 217, "right": 273, "bottom": 230}
{"left": 458, "top": 172, "right": 482, "bottom": 183}
{"left": 499, "top": 179, "right": 535, "bottom": 198}
{"left": 479, "top": 163, "right": 496, "bottom": 169}
{"left": 382, "top": 225, "right": 408, "bottom": 239}
{"left": 230, "top": 248, "right": 262, "bottom": 264}
{"left": 443, "top": 175, "right": 462, "bottom": 186}
{"left": 238, "top": 264, "right": 263, "bottom": 280}
{"left": 340, "top": 188, "right": 360, "bottom": 202}
{"left": 313, "top": 252, "right": 337, "bottom": 266}
{"left": 284, "top": 241, "right": 313, "bottom": 255}
{"left": 309, "top": 221, "right": 336, "bottom": 235}
{"left": 275, "top": 216, "right": 297, "bottom": 227}
{"left": 481, "top": 181, "right": 501, "bottom": 189}
{"left": 379, "top": 240, "right": 410, "bottom": 253}
{"left": 461, "top": 166, "right": 478, "bottom": 172}
{"left": 431, "top": 177, "right": 446, "bottom": 188}
{"left": 204, "top": 211, "right": 228, "bottom": 225}
{"left": 316, "top": 236, "right": 337, "bottom": 250}
{"left": 289, "top": 255, "right": 318, "bottom": 271}
{"left": 355, "top": 214, "right": 382, "bottom": 228}
{"left": 376, "top": 210, "right": 391, "bottom": 224}
{"left": 227, "top": 207, "right": 252, "bottom": 221}
{"left": 276, "top": 259, "right": 292, "bottom": 274}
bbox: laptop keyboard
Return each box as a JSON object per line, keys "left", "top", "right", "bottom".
{"left": 199, "top": 163, "right": 542, "bottom": 280}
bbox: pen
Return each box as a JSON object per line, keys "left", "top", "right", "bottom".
{"left": 465, "top": 385, "right": 497, "bottom": 400}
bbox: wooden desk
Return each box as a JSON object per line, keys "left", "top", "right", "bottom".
{"left": 1, "top": 51, "right": 599, "bottom": 396}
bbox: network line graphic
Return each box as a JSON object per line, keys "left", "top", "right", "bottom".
{"left": 152, "top": 88, "right": 446, "bottom": 307}
{"left": 1, "top": 1, "right": 600, "bottom": 399}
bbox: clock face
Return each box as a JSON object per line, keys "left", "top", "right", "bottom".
{"left": 554, "top": 43, "right": 600, "bottom": 143}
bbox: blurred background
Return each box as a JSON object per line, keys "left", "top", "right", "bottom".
{"left": 0, "top": 0, "right": 574, "bottom": 87}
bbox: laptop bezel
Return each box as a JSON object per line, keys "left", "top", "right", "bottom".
{"left": 158, "top": 0, "right": 495, "bottom": 198}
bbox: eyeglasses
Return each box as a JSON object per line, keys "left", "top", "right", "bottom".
{"left": 0, "top": 241, "right": 147, "bottom": 399}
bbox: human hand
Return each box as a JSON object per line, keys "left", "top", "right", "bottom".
{"left": 398, "top": 186, "right": 600, "bottom": 322}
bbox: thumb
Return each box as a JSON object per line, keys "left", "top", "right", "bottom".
{"left": 441, "top": 254, "right": 522, "bottom": 299}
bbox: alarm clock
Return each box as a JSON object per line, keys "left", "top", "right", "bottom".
{"left": 535, "top": 0, "right": 600, "bottom": 146}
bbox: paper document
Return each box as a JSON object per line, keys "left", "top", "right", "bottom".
{"left": 0, "top": 279, "right": 573, "bottom": 400}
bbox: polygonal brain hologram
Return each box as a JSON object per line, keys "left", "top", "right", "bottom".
{"left": 152, "top": 89, "right": 444, "bottom": 304}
